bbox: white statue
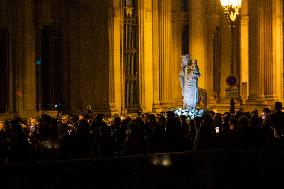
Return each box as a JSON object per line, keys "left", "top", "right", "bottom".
{"left": 180, "top": 54, "right": 200, "bottom": 109}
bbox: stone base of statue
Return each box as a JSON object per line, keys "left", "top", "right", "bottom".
{"left": 172, "top": 107, "right": 205, "bottom": 119}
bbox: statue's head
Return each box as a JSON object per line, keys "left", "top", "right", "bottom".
{"left": 181, "top": 54, "right": 191, "bottom": 67}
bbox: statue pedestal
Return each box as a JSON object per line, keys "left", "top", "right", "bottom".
{"left": 173, "top": 107, "right": 205, "bottom": 119}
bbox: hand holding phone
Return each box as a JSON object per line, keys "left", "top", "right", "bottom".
{"left": 215, "top": 127, "right": 220, "bottom": 134}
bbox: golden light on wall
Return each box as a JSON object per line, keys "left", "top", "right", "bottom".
{"left": 125, "top": 0, "right": 134, "bottom": 16}
{"left": 220, "top": 0, "right": 242, "bottom": 115}
{"left": 220, "top": 0, "right": 242, "bottom": 22}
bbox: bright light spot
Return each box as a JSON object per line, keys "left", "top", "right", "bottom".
{"left": 152, "top": 154, "right": 172, "bottom": 167}
{"left": 172, "top": 107, "right": 205, "bottom": 120}
{"left": 162, "top": 156, "right": 172, "bottom": 167}
{"left": 220, "top": 0, "right": 242, "bottom": 7}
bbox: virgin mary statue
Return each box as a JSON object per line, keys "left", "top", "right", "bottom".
{"left": 179, "top": 54, "right": 201, "bottom": 109}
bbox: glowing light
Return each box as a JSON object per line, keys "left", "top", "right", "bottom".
{"left": 220, "top": 0, "right": 242, "bottom": 7}
{"left": 152, "top": 154, "right": 172, "bottom": 167}
{"left": 162, "top": 155, "right": 172, "bottom": 167}
{"left": 173, "top": 107, "right": 204, "bottom": 120}
{"left": 220, "top": 0, "right": 242, "bottom": 22}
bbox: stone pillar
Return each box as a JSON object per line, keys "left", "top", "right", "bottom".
{"left": 171, "top": 0, "right": 183, "bottom": 105}
{"left": 272, "top": 0, "right": 283, "bottom": 100}
{"left": 10, "top": 0, "right": 25, "bottom": 114}
{"left": 108, "top": 0, "right": 122, "bottom": 114}
{"left": 259, "top": 0, "right": 274, "bottom": 100}
{"left": 218, "top": 16, "right": 231, "bottom": 101}
{"left": 240, "top": 0, "right": 249, "bottom": 101}
{"left": 69, "top": 3, "right": 83, "bottom": 114}
{"left": 0, "top": 0, "right": 15, "bottom": 115}
{"left": 70, "top": 1, "right": 111, "bottom": 114}
{"left": 189, "top": 0, "right": 207, "bottom": 89}
{"left": 139, "top": 0, "right": 154, "bottom": 112}
{"left": 248, "top": 0, "right": 261, "bottom": 100}
{"left": 152, "top": 0, "right": 161, "bottom": 112}
{"left": 158, "top": 0, "right": 172, "bottom": 108}
{"left": 207, "top": 1, "right": 220, "bottom": 107}
{"left": 92, "top": 1, "right": 113, "bottom": 114}
{"left": 22, "top": 0, "right": 36, "bottom": 115}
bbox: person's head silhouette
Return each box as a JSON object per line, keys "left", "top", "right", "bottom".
{"left": 275, "top": 101, "right": 282, "bottom": 111}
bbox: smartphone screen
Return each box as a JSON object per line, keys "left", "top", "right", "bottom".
{"left": 261, "top": 113, "right": 266, "bottom": 120}
{"left": 215, "top": 127, "right": 219, "bottom": 134}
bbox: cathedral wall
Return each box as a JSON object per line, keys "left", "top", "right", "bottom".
{"left": 68, "top": 1, "right": 111, "bottom": 114}
{"left": 0, "top": 0, "right": 283, "bottom": 117}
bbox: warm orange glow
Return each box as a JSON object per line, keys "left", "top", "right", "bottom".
{"left": 220, "top": 0, "right": 242, "bottom": 7}
{"left": 220, "top": 0, "right": 242, "bottom": 22}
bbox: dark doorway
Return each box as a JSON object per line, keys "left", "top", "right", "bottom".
{"left": 0, "top": 30, "right": 9, "bottom": 113}
{"left": 41, "top": 26, "right": 63, "bottom": 110}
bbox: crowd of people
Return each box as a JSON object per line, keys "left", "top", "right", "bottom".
{"left": 0, "top": 102, "right": 284, "bottom": 164}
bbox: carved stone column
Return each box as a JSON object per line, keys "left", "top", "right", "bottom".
{"left": 171, "top": 0, "right": 183, "bottom": 105}
{"left": 248, "top": 0, "right": 261, "bottom": 101}
{"left": 189, "top": 0, "right": 207, "bottom": 89}
{"left": 0, "top": 1, "right": 13, "bottom": 116}
{"left": 218, "top": 14, "right": 231, "bottom": 102}
{"left": 139, "top": 0, "right": 154, "bottom": 112}
{"left": 240, "top": 0, "right": 249, "bottom": 101}
{"left": 272, "top": 0, "right": 283, "bottom": 100}
{"left": 152, "top": 0, "right": 161, "bottom": 112}
{"left": 158, "top": 0, "right": 172, "bottom": 108}
{"left": 207, "top": 1, "right": 220, "bottom": 107}
{"left": 22, "top": 0, "right": 36, "bottom": 115}
{"left": 108, "top": 0, "right": 122, "bottom": 114}
{"left": 10, "top": 0, "right": 25, "bottom": 114}
{"left": 69, "top": 2, "right": 83, "bottom": 114}
{"left": 260, "top": 0, "right": 274, "bottom": 100}
{"left": 69, "top": 1, "right": 112, "bottom": 115}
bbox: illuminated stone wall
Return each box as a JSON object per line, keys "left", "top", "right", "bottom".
{"left": 0, "top": 0, "right": 283, "bottom": 117}
{"left": 68, "top": 1, "right": 111, "bottom": 114}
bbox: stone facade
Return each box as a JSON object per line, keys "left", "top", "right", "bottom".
{"left": 0, "top": 0, "right": 283, "bottom": 118}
